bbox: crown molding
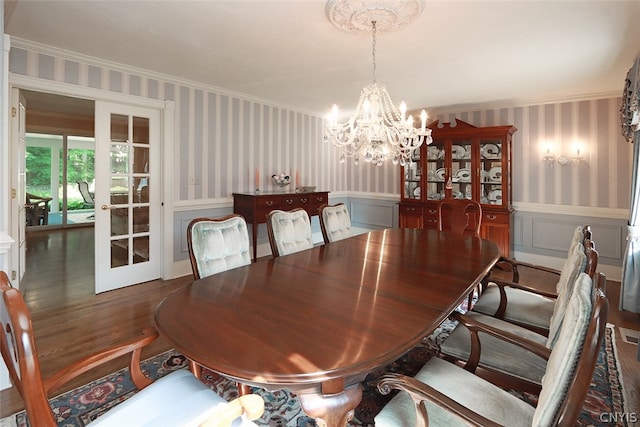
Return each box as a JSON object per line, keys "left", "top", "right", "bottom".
{"left": 9, "top": 36, "right": 322, "bottom": 117}
{"left": 429, "top": 91, "right": 621, "bottom": 116}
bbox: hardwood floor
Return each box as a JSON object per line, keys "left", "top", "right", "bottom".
{"left": 1, "top": 227, "right": 639, "bottom": 420}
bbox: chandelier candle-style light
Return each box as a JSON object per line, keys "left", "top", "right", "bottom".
{"left": 324, "top": 0, "right": 432, "bottom": 166}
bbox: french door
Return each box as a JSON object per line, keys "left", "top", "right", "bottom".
{"left": 94, "top": 102, "right": 161, "bottom": 293}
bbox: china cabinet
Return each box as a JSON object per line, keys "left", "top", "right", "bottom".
{"left": 399, "top": 119, "right": 517, "bottom": 256}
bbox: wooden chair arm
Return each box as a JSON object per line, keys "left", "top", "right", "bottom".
{"left": 200, "top": 394, "right": 265, "bottom": 427}
{"left": 376, "top": 373, "right": 502, "bottom": 427}
{"left": 450, "top": 311, "right": 551, "bottom": 372}
{"left": 490, "top": 277, "right": 559, "bottom": 299}
{"left": 493, "top": 256, "right": 561, "bottom": 283}
{"left": 486, "top": 278, "right": 557, "bottom": 321}
{"left": 43, "top": 328, "right": 159, "bottom": 394}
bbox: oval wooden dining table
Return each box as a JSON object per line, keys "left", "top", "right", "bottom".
{"left": 155, "top": 228, "right": 500, "bottom": 426}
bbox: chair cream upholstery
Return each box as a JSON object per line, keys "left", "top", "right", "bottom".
{"left": 187, "top": 215, "right": 251, "bottom": 280}
{"left": 89, "top": 370, "right": 262, "bottom": 427}
{"left": 439, "top": 242, "right": 595, "bottom": 392}
{"left": 375, "top": 272, "right": 608, "bottom": 427}
{"left": 318, "top": 203, "right": 352, "bottom": 244}
{"left": 472, "top": 232, "right": 596, "bottom": 336}
{"left": 0, "top": 271, "right": 263, "bottom": 427}
{"left": 266, "top": 208, "right": 313, "bottom": 257}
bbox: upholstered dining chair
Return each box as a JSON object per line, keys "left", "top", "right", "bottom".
{"left": 266, "top": 208, "right": 314, "bottom": 257}
{"left": 473, "top": 228, "right": 597, "bottom": 336}
{"left": 187, "top": 214, "right": 251, "bottom": 280}
{"left": 487, "top": 225, "right": 591, "bottom": 291}
{"left": 375, "top": 271, "right": 608, "bottom": 427}
{"left": 0, "top": 271, "right": 264, "bottom": 427}
{"left": 437, "top": 198, "right": 482, "bottom": 237}
{"left": 318, "top": 203, "right": 352, "bottom": 244}
{"left": 438, "top": 246, "right": 600, "bottom": 395}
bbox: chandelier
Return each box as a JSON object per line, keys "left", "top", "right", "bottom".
{"left": 324, "top": 1, "right": 432, "bottom": 166}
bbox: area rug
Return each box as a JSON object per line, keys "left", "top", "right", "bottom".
{"left": 2, "top": 323, "right": 626, "bottom": 427}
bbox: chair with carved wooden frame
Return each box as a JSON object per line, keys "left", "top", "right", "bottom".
{"left": 438, "top": 243, "right": 599, "bottom": 395}
{"left": 318, "top": 203, "right": 352, "bottom": 244}
{"left": 375, "top": 271, "right": 608, "bottom": 427}
{"left": 473, "top": 226, "right": 596, "bottom": 336}
{"left": 484, "top": 224, "right": 592, "bottom": 294}
{"left": 438, "top": 198, "right": 482, "bottom": 308}
{"left": 266, "top": 208, "right": 313, "bottom": 257}
{"left": 187, "top": 214, "right": 252, "bottom": 280}
{"left": 437, "top": 198, "right": 482, "bottom": 237}
{"left": 0, "top": 271, "right": 264, "bottom": 427}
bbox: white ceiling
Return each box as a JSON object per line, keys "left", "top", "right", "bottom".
{"left": 5, "top": 0, "right": 640, "bottom": 117}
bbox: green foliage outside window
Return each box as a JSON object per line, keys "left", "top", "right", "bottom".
{"left": 26, "top": 146, "right": 95, "bottom": 211}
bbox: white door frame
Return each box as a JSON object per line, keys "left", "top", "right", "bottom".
{"left": 8, "top": 74, "right": 176, "bottom": 284}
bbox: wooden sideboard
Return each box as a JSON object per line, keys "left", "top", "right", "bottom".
{"left": 233, "top": 191, "right": 330, "bottom": 260}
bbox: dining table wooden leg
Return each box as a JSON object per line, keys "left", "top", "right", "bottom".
{"left": 297, "top": 383, "right": 363, "bottom": 427}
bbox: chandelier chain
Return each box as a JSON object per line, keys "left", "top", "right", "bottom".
{"left": 371, "top": 21, "right": 377, "bottom": 84}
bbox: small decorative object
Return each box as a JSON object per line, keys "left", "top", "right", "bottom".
{"left": 272, "top": 173, "right": 291, "bottom": 188}
{"left": 255, "top": 168, "right": 260, "bottom": 192}
{"left": 296, "top": 185, "right": 316, "bottom": 193}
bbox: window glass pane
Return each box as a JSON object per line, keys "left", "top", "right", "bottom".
{"left": 133, "top": 206, "right": 149, "bottom": 233}
{"left": 110, "top": 177, "right": 129, "bottom": 204}
{"left": 133, "top": 236, "right": 149, "bottom": 264}
{"left": 110, "top": 144, "right": 129, "bottom": 174}
{"left": 111, "top": 239, "right": 128, "bottom": 268}
{"left": 111, "top": 114, "right": 128, "bottom": 142}
{"left": 111, "top": 207, "right": 128, "bottom": 236}
{"left": 133, "top": 116, "right": 149, "bottom": 144}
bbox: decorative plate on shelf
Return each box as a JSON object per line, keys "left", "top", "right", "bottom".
{"left": 452, "top": 145, "right": 467, "bottom": 160}
{"left": 435, "top": 168, "right": 446, "bottom": 182}
{"left": 413, "top": 186, "right": 421, "bottom": 198}
{"left": 427, "top": 146, "right": 440, "bottom": 159}
{"left": 488, "top": 166, "right": 502, "bottom": 182}
{"left": 482, "top": 143, "right": 501, "bottom": 159}
{"left": 455, "top": 168, "right": 472, "bottom": 182}
{"left": 487, "top": 189, "right": 502, "bottom": 204}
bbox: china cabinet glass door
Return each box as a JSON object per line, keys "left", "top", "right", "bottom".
{"left": 403, "top": 149, "right": 422, "bottom": 200}
{"left": 450, "top": 140, "right": 473, "bottom": 200}
{"left": 479, "top": 139, "right": 503, "bottom": 206}
{"left": 425, "top": 144, "right": 445, "bottom": 200}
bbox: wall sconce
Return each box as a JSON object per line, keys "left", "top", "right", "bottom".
{"left": 570, "top": 144, "right": 584, "bottom": 163}
{"left": 541, "top": 143, "right": 556, "bottom": 166}
{"left": 540, "top": 142, "right": 586, "bottom": 166}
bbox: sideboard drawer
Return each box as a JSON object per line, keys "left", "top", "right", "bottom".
{"left": 309, "top": 192, "right": 329, "bottom": 214}
{"left": 282, "top": 194, "right": 310, "bottom": 210}
{"left": 256, "top": 196, "right": 281, "bottom": 220}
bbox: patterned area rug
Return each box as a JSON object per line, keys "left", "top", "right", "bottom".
{"left": 2, "top": 323, "right": 626, "bottom": 427}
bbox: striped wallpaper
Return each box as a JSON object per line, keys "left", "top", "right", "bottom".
{"left": 8, "top": 38, "right": 632, "bottom": 211}
{"left": 8, "top": 39, "right": 347, "bottom": 203}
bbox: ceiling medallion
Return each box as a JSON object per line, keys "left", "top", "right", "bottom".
{"left": 325, "top": 0, "right": 425, "bottom": 34}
